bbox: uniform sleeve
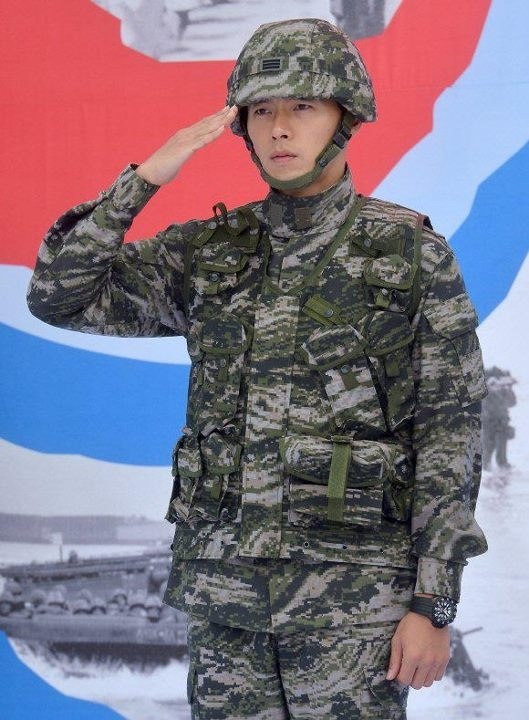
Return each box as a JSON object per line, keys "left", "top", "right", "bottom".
{"left": 27, "top": 164, "right": 190, "bottom": 338}
{"left": 410, "top": 245, "right": 488, "bottom": 601}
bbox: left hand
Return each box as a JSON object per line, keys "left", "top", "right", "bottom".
{"left": 386, "top": 612, "right": 451, "bottom": 689}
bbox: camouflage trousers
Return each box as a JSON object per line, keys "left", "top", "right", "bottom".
{"left": 170, "top": 559, "right": 416, "bottom": 719}
{"left": 186, "top": 616, "right": 408, "bottom": 719}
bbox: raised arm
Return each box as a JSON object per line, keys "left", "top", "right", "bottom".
{"left": 27, "top": 106, "right": 238, "bottom": 337}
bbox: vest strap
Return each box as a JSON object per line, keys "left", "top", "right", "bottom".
{"left": 327, "top": 438, "right": 352, "bottom": 523}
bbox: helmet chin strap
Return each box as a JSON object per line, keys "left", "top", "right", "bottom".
{"left": 246, "top": 112, "right": 356, "bottom": 192}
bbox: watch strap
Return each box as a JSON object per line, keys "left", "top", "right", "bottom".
{"left": 409, "top": 596, "right": 436, "bottom": 617}
{"left": 410, "top": 595, "right": 457, "bottom": 628}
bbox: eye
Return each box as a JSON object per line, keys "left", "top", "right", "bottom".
{"left": 294, "top": 102, "right": 314, "bottom": 111}
{"left": 251, "top": 105, "right": 270, "bottom": 116}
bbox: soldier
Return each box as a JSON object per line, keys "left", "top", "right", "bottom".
{"left": 72, "top": 596, "right": 92, "bottom": 615}
{"left": 110, "top": 587, "right": 129, "bottom": 613}
{"left": 27, "top": 18, "right": 487, "bottom": 719}
{"left": 482, "top": 366, "right": 517, "bottom": 471}
{"left": 91, "top": 596, "right": 108, "bottom": 615}
{"left": 40, "top": 587, "right": 69, "bottom": 615}
{"left": 29, "top": 588, "right": 47, "bottom": 614}
{"left": 0, "top": 591, "right": 16, "bottom": 617}
{"left": 146, "top": 594, "right": 164, "bottom": 622}
{"left": 128, "top": 591, "right": 148, "bottom": 618}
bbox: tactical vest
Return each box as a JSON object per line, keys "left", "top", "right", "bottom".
{"left": 166, "top": 195, "right": 432, "bottom": 566}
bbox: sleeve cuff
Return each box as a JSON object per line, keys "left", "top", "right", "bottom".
{"left": 414, "top": 556, "right": 464, "bottom": 601}
{"left": 104, "top": 164, "right": 160, "bottom": 214}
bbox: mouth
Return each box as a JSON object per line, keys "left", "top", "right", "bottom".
{"left": 270, "top": 152, "right": 297, "bottom": 164}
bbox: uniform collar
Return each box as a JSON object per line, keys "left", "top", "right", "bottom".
{"left": 263, "top": 167, "right": 356, "bottom": 239}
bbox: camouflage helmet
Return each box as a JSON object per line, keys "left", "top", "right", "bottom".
{"left": 226, "top": 18, "right": 375, "bottom": 191}
{"left": 227, "top": 17, "right": 376, "bottom": 135}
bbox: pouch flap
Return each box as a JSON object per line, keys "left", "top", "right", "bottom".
{"left": 302, "top": 295, "right": 347, "bottom": 326}
{"left": 200, "top": 432, "right": 241, "bottom": 475}
{"left": 280, "top": 434, "right": 387, "bottom": 487}
{"left": 423, "top": 293, "right": 478, "bottom": 339}
{"left": 364, "top": 311, "right": 413, "bottom": 355}
{"left": 300, "top": 324, "right": 365, "bottom": 370}
{"left": 364, "top": 254, "right": 416, "bottom": 290}
{"left": 198, "top": 316, "right": 249, "bottom": 355}
{"left": 197, "top": 243, "right": 248, "bottom": 273}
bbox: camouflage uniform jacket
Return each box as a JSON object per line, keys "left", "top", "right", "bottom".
{"left": 27, "top": 164, "right": 488, "bottom": 603}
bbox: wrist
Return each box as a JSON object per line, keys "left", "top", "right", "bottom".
{"left": 409, "top": 595, "right": 457, "bottom": 628}
{"left": 135, "top": 162, "right": 163, "bottom": 186}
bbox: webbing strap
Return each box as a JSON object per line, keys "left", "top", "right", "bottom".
{"left": 409, "top": 213, "right": 425, "bottom": 318}
{"left": 327, "top": 440, "right": 351, "bottom": 523}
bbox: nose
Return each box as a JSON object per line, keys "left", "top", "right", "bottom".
{"left": 271, "top": 109, "right": 292, "bottom": 140}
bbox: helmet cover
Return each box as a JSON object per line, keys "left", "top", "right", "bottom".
{"left": 227, "top": 17, "right": 376, "bottom": 135}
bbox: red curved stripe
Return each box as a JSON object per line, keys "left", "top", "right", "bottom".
{"left": 0, "top": 0, "right": 490, "bottom": 267}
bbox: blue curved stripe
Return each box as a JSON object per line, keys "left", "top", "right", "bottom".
{"left": 0, "top": 632, "right": 124, "bottom": 719}
{"left": 0, "top": 323, "right": 188, "bottom": 465}
{"left": 451, "top": 140, "right": 529, "bottom": 321}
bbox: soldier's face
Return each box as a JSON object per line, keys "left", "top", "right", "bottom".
{"left": 246, "top": 97, "right": 347, "bottom": 197}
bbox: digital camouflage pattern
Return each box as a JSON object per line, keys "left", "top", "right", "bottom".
{"left": 227, "top": 18, "right": 377, "bottom": 133}
{"left": 167, "top": 559, "right": 416, "bottom": 634}
{"left": 187, "top": 615, "right": 409, "bottom": 719}
{"left": 27, "top": 158, "right": 489, "bottom": 718}
{"left": 27, "top": 163, "right": 488, "bottom": 607}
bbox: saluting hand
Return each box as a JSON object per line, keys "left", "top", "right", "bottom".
{"left": 136, "top": 105, "right": 238, "bottom": 186}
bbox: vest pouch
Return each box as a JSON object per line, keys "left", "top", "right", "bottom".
{"left": 166, "top": 435, "right": 202, "bottom": 524}
{"left": 280, "top": 434, "right": 391, "bottom": 529}
{"left": 364, "top": 311, "right": 415, "bottom": 430}
{"left": 167, "top": 432, "right": 241, "bottom": 525}
{"left": 364, "top": 255, "right": 416, "bottom": 312}
{"left": 423, "top": 293, "right": 487, "bottom": 407}
{"left": 194, "top": 242, "right": 248, "bottom": 295}
{"left": 188, "top": 315, "right": 249, "bottom": 435}
{"left": 300, "top": 325, "right": 386, "bottom": 432}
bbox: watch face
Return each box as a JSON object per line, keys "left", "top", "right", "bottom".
{"left": 432, "top": 597, "right": 457, "bottom": 628}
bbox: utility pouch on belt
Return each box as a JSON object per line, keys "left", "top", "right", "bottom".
{"left": 281, "top": 434, "right": 391, "bottom": 528}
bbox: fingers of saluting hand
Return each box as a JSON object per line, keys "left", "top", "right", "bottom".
{"left": 178, "top": 105, "right": 238, "bottom": 152}
{"left": 136, "top": 106, "right": 238, "bottom": 186}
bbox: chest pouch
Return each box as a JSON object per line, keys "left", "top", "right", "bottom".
{"left": 363, "top": 255, "right": 417, "bottom": 313}
{"left": 300, "top": 324, "right": 387, "bottom": 432}
{"left": 194, "top": 242, "right": 248, "bottom": 296}
{"left": 185, "top": 315, "right": 249, "bottom": 435}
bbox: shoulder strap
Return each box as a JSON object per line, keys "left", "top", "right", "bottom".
{"left": 408, "top": 213, "right": 426, "bottom": 318}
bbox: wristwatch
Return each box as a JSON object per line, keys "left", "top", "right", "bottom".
{"left": 409, "top": 595, "right": 457, "bottom": 628}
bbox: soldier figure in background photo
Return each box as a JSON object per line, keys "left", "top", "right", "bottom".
{"left": 330, "top": 0, "right": 387, "bottom": 39}
{"left": 27, "top": 17, "right": 487, "bottom": 720}
{"left": 482, "top": 366, "right": 517, "bottom": 471}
